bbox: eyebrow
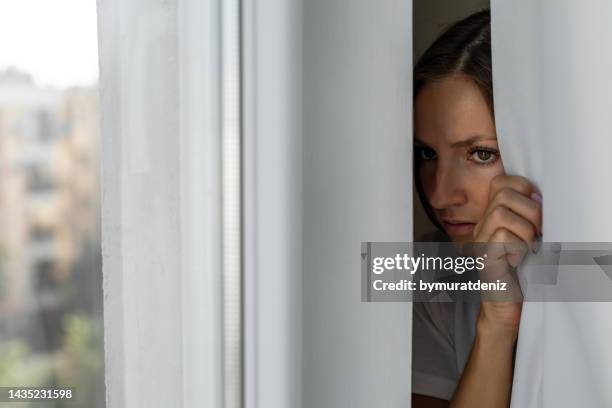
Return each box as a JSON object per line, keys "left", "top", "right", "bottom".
{"left": 414, "top": 135, "right": 497, "bottom": 148}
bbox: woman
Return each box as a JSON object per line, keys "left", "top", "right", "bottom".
{"left": 411, "top": 9, "right": 542, "bottom": 408}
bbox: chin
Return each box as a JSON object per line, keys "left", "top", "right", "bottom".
{"left": 448, "top": 233, "right": 474, "bottom": 244}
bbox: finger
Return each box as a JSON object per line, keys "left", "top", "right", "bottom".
{"left": 481, "top": 187, "right": 542, "bottom": 236}
{"left": 488, "top": 174, "right": 536, "bottom": 202}
{"left": 481, "top": 228, "right": 524, "bottom": 265}
{"left": 490, "top": 228, "right": 529, "bottom": 268}
{"left": 481, "top": 229, "right": 525, "bottom": 302}
{"left": 474, "top": 174, "right": 538, "bottom": 238}
{"left": 475, "top": 206, "right": 538, "bottom": 250}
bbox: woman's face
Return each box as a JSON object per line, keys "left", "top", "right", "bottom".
{"left": 415, "top": 75, "right": 505, "bottom": 243}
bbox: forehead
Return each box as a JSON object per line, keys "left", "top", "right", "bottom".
{"left": 414, "top": 75, "right": 496, "bottom": 145}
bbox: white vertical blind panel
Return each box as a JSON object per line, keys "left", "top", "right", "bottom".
{"left": 303, "top": 0, "right": 413, "bottom": 407}
{"left": 492, "top": 1, "right": 612, "bottom": 406}
{"left": 98, "top": 0, "right": 223, "bottom": 406}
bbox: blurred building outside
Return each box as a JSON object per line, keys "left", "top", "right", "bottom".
{"left": 0, "top": 67, "right": 104, "bottom": 407}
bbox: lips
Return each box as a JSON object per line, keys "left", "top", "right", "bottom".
{"left": 441, "top": 219, "right": 476, "bottom": 236}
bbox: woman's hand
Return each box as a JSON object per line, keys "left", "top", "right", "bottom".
{"left": 450, "top": 175, "right": 541, "bottom": 408}
{"left": 472, "top": 175, "right": 542, "bottom": 337}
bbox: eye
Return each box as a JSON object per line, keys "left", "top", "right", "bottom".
{"left": 469, "top": 147, "right": 498, "bottom": 165}
{"left": 417, "top": 147, "right": 437, "bottom": 161}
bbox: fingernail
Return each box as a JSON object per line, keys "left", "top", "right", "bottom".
{"left": 532, "top": 238, "right": 541, "bottom": 254}
{"left": 530, "top": 192, "right": 542, "bottom": 204}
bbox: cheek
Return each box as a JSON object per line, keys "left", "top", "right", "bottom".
{"left": 469, "top": 166, "right": 505, "bottom": 217}
{"left": 418, "top": 163, "right": 436, "bottom": 199}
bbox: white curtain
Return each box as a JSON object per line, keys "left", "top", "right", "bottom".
{"left": 242, "top": 0, "right": 302, "bottom": 406}
{"left": 492, "top": 1, "right": 612, "bottom": 406}
{"left": 302, "top": 0, "right": 413, "bottom": 407}
{"left": 98, "top": 0, "right": 414, "bottom": 407}
{"left": 97, "top": 0, "right": 224, "bottom": 406}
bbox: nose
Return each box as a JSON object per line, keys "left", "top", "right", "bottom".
{"left": 427, "top": 160, "right": 468, "bottom": 211}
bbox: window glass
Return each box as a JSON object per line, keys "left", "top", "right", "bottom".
{"left": 0, "top": 1, "right": 104, "bottom": 406}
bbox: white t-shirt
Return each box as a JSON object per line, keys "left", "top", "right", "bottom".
{"left": 411, "top": 230, "right": 480, "bottom": 400}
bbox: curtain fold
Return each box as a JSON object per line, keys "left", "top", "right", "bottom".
{"left": 492, "top": 1, "right": 612, "bottom": 406}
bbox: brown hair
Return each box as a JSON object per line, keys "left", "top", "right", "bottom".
{"left": 413, "top": 9, "right": 493, "bottom": 232}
